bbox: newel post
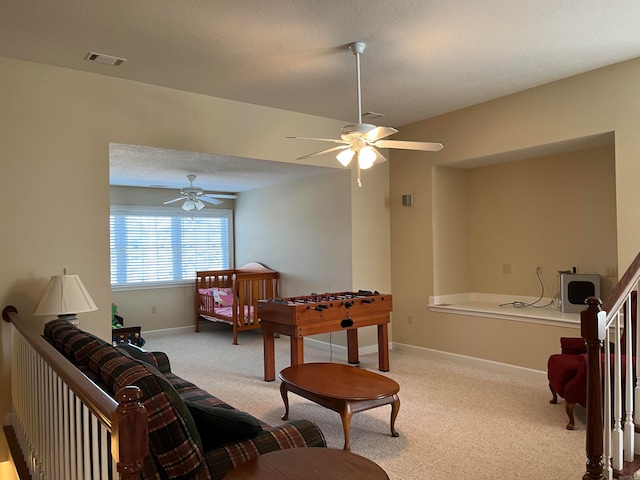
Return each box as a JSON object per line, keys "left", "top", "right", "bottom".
{"left": 582, "top": 297, "right": 605, "bottom": 480}
{"left": 112, "top": 386, "right": 148, "bottom": 480}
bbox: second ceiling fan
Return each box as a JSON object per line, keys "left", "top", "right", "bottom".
{"left": 288, "top": 42, "right": 443, "bottom": 186}
{"left": 163, "top": 175, "right": 235, "bottom": 211}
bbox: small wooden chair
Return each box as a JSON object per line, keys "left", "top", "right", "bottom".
{"left": 112, "top": 325, "right": 144, "bottom": 346}
{"left": 112, "top": 311, "right": 144, "bottom": 346}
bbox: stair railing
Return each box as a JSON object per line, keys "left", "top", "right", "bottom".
{"left": 582, "top": 251, "right": 640, "bottom": 480}
{"left": 2, "top": 306, "right": 148, "bottom": 479}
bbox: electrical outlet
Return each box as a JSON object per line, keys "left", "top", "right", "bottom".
{"left": 407, "top": 315, "right": 413, "bottom": 325}
{"left": 502, "top": 264, "right": 511, "bottom": 274}
{"left": 606, "top": 266, "right": 618, "bottom": 277}
{"left": 151, "top": 306, "right": 157, "bottom": 314}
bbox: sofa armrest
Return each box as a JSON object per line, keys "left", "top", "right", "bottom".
{"left": 560, "top": 337, "right": 587, "bottom": 355}
{"left": 146, "top": 351, "right": 172, "bottom": 374}
{"left": 202, "top": 419, "right": 326, "bottom": 480}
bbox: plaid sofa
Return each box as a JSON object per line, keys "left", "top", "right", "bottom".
{"left": 44, "top": 319, "right": 326, "bottom": 480}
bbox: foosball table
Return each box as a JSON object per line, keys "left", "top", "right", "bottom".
{"left": 257, "top": 291, "right": 392, "bottom": 381}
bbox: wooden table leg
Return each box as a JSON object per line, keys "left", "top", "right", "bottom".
{"left": 263, "top": 330, "right": 276, "bottom": 381}
{"left": 390, "top": 394, "right": 400, "bottom": 437}
{"left": 339, "top": 401, "right": 354, "bottom": 451}
{"left": 290, "top": 336, "right": 304, "bottom": 365}
{"left": 377, "top": 323, "right": 389, "bottom": 371}
{"left": 280, "top": 382, "right": 290, "bottom": 421}
{"left": 347, "top": 329, "right": 359, "bottom": 364}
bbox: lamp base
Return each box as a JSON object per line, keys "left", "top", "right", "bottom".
{"left": 57, "top": 313, "right": 79, "bottom": 327}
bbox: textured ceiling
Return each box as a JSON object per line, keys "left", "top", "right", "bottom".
{"left": 2, "top": 0, "right": 639, "bottom": 192}
{"left": 109, "top": 143, "right": 341, "bottom": 193}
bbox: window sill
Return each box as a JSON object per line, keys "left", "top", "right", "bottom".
{"left": 428, "top": 292, "right": 581, "bottom": 328}
{"left": 111, "top": 281, "right": 193, "bottom": 292}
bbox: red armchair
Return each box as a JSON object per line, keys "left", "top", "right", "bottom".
{"left": 547, "top": 291, "right": 637, "bottom": 430}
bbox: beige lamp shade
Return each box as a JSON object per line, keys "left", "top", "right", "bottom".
{"left": 34, "top": 275, "right": 98, "bottom": 321}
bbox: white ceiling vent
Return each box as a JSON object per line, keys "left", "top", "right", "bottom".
{"left": 85, "top": 52, "right": 126, "bottom": 66}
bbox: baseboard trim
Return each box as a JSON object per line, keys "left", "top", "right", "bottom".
{"left": 144, "top": 325, "right": 200, "bottom": 338}
{"left": 391, "top": 342, "right": 547, "bottom": 382}
{"left": 144, "top": 327, "right": 545, "bottom": 381}
{"left": 145, "top": 321, "right": 255, "bottom": 339}
{"left": 303, "top": 337, "right": 392, "bottom": 357}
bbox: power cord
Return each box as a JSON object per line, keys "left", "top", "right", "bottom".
{"left": 499, "top": 266, "right": 557, "bottom": 309}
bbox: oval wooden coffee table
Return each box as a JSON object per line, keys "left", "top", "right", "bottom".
{"left": 223, "top": 447, "right": 389, "bottom": 479}
{"left": 279, "top": 362, "right": 400, "bottom": 451}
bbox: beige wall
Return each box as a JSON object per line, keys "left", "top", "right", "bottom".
{"left": 235, "top": 171, "right": 352, "bottom": 296}
{"left": 390, "top": 57, "right": 640, "bottom": 371}
{"left": 0, "top": 56, "right": 390, "bottom": 460}
{"left": 432, "top": 165, "right": 470, "bottom": 295}
{"left": 433, "top": 145, "right": 617, "bottom": 298}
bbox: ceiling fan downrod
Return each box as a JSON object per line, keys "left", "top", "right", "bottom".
{"left": 349, "top": 42, "right": 366, "bottom": 125}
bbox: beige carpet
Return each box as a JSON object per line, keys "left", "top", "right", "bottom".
{"left": 144, "top": 324, "right": 586, "bottom": 479}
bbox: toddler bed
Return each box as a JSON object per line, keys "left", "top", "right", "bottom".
{"left": 195, "top": 262, "right": 279, "bottom": 344}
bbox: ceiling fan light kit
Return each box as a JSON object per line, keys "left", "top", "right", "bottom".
{"left": 288, "top": 41, "right": 443, "bottom": 187}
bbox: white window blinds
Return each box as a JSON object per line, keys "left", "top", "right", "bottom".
{"left": 110, "top": 206, "right": 233, "bottom": 287}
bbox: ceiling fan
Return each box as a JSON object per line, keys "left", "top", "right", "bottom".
{"left": 288, "top": 42, "right": 443, "bottom": 186}
{"left": 163, "top": 175, "right": 233, "bottom": 211}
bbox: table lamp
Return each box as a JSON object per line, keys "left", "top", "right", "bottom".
{"left": 34, "top": 272, "right": 98, "bottom": 326}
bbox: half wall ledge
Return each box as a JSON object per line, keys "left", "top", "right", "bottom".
{"left": 428, "top": 292, "right": 581, "bottom": 328}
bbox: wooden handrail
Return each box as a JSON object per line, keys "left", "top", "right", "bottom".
{"left": 2, "top": 305, "right": 148, "bottom": 479}
{"left": 2, "top": 306, "right": 117, "bottom": 427}
{"left": 582, "top": 250, "right": 640, "bottom": 480}
{"left": 602, "top": 251, "right": 640, "bottom": 323}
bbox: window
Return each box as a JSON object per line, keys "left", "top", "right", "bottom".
{"left": 110, "top": 205, "right": 233, "bottom": 288}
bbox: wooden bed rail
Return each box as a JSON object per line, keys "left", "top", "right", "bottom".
{"left": 2, "top": 306, "right": 148, "bottom": 480}
{"left": 581, "top": 250, "right": 640, "bottom": 480}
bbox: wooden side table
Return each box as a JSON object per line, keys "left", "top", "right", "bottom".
{"left": 223, "top": 447, "right": 389, "bottom": 479}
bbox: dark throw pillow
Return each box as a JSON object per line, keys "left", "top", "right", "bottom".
{"left": 184, "top": 399, "right": 263, "bottom": 449}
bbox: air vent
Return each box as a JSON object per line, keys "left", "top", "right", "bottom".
{"left": 85, "top": 52, "right": 127, "bottom": 66}
{"left": 362, "top": 111, "right": 385, "bottom": 120}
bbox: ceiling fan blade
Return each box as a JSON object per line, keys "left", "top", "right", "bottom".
{"left": 287, "top": 136, "right": 348, "bottom": 145}
{"left": 200, "top": 196, "right": 223, "bottom": 205}
{"left": 373, "top": 140, "right": 444, "bottom": 152}
{"left": 297, "top": 145, "right": 350, "bottom": 160}
{"left": 363, "top": 126, "right": 398, "bottom": 142}
{"left": 208, "top": 193, "right": 238, "bottom": 200}
{"left": 163, "top": 197, "right": 184, "bottom": 205}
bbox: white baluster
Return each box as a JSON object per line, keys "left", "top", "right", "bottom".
{"left": 612, "top": 310, "right": 624, "bottom": 470}
{"left": 92, "top": 415, "right": 100, "bottom": 479}
{"left": 634, "top": 283, "right": 640, "bottom": 456}
{"left": 624, "top": 296, "right": 635, "bottom": 461}
{"left": 63, "top": 383, "right": 70, "bottom": 478}
{"left": 101, "top": 424, "right": 109, "bottom": 479}
{"left": 83, "top": 405, "right": 91, "bottom": 479}
{"left": 603, "top": 327, "right": 613, "bottom": 479}
{"left": 602, "top": 329, "right": 613, "bottom": 480}
{"left": 75, "top": 395, "right": 83, "bottom": 479}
